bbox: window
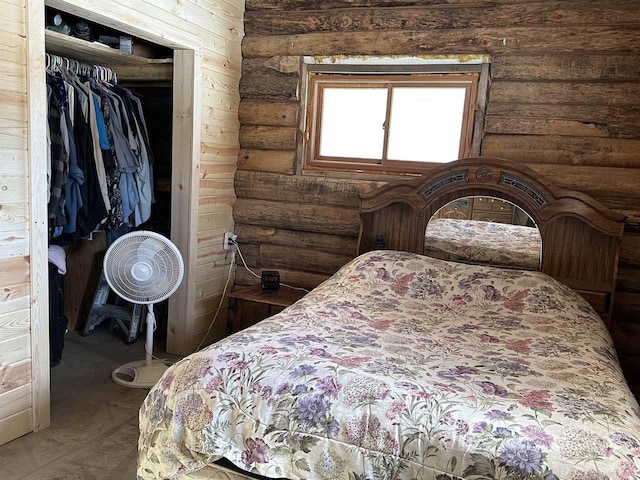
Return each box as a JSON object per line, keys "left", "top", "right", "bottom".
{"left": 302, "top": 59, "right": 489, "bottom": 176}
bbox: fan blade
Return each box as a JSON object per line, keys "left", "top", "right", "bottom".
{"left": 136, "top": 237, "right": 164, "bottom": 262}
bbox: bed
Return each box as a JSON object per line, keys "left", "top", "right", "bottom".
{"left": 424, "top": 218, "right": 541, "bottom": 270}
{"left": 138, "top": 157, "right": 640, "bottom": 480}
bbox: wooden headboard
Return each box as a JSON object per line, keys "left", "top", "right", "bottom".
{"left": 357, "top": 156, "right": 626, "bottom": 326}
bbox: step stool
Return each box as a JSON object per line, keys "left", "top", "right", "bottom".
{"left": 82, "top": 271, "right": 143, "bottom": 344}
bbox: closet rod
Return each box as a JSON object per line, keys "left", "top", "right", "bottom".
{"left": 46, "top": 52, "right": 118, "bottom": 84}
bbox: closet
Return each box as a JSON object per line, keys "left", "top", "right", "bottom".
{"left": 44, "top": 7, "right": 175, "bottom": 345}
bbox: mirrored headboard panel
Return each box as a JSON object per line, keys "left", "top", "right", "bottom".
{"left": 358, "top": 157, "right": 626, "bottom": 326}
{"left": 426, "top": 197, "right": 541, "bottom": 270}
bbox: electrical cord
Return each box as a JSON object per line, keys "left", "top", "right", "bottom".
{"left": 195, "top": 247, "right": 236, "bottom": 352}
{"left": 229, "top": 238, "right": 310, "bottom": 293}
{"left": 231, "top": 238, "right": 259, "bottom": 279}
{"left": 195, "top": 238, "right": 310, "bottom": 352}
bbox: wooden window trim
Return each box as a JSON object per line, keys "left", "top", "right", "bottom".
{"left": 301, "top": 64, "right": 488, "bottom": 178}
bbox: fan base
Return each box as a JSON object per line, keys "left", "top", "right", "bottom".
{"left": 111, "top": 359, "right": 169, "bottom": 388}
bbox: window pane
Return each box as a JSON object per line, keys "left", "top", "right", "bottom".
{"left": 387, "top": 87, "right": 467, "bottom": 163}
{"left": 319, "top": 88, "right": 387, "bottom": 160}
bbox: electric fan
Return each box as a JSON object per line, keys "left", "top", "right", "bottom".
{"left": 103, "top": 230, "right": 184, "bottom": 388}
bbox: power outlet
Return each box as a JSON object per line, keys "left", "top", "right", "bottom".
{"left": 223, "top": 232, "right": 237, "bottom": 250}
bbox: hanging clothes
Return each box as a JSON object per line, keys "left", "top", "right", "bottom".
{"left": 45, "top": 54, "right": 155, "bottom": 244}
{"left": 46, "top": 74, "right": 70, "bottom": 235}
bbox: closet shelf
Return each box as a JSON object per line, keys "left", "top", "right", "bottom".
{"left": 45, "top": 30, "right": 173, "bottom": 81}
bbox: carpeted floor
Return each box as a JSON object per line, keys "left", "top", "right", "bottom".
{"left": 0, "top": 325, "right": 181, "bottom": 480}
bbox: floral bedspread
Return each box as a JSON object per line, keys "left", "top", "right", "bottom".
{"left": 138, "top": 251, "right": 640, "bottom": 480}
{"left": 425, "top": 218, "right": 541, "bottom": 269}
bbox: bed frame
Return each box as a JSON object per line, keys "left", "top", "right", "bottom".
{"left": 357, "top": 156, "right": 626, "bottom": 327}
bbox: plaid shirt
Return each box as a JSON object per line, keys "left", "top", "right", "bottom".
{"left": 47, "top": 74, "right": 69, "bottom": 233}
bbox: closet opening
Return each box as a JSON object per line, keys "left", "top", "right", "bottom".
{"left": 42, "top": 4, "right": 196, "bottom": 363}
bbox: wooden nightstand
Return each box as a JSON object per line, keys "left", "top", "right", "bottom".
{"left": 227, "top": 284, "right": 307, "bottom": 334}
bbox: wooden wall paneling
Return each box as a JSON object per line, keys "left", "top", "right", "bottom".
{"left": 240, "top": 125, "right": 297, "bottom": 150}
{"left": 26, "top": 0, "right": 49, "bottom": 435}
{"left": 0, "top": 297, "right": 32, "bottom": 445}
{"left": 145, "top": 0, "right": 244, "bottom": 42}
{"left": 0, "top": 360, "right": 31, "bottom": 394}
{"left": 233, "top": 198, "right": 360, "bottom": 236}
{"left": 485, "top": 104, "right": 640, "bottom": 139}
{"left": 530, "top": 164, "right": 640, "bottom": 204}
{"left": 239, "top": 99, "right": 299, "bottom": 126}
{"left": 242, "top": 26, "right": 640, "bottom": 58}
{"left": 484, "top": 115, "right": 640, "bottom": 139}
{"left": 0, "top": 1, "right": 39, "bottom": 444}
{"left": 491, "top": 54, "right": 640, "bottom": 81}
{"left": 240, "top": 72, "right": 299, "bottom": 99}
{"left": 233, "top": 242, "right": 260, "bottom": 270}
{"left": 245, "top": 1, "right": 637, "bottom": 35}
{"left": 490, "top": 81, "right": 640, "bottom": 106}
{"left": 482, "top": 135, "right": 640, "bottom": 170}
{"left": 0, "top": 141, "right": 27, "bottom": 168}
{"left": 198, "top": 209, "right": 235, "bottom": 237}
{"left": 235, "top": 170, "right": 382, "bottom": 206}
{"left": 197, "top": 194, "right": 236, "bottom": 216}
{"left": 200, "top": 143, "right": 241, "bottom": 167}
{"left": 260, "top": 243, "right": 353, "bottom": 275}
{"left": 0, "top": 120, "right": 27, "bottom": 156}
{"left": 618, "top": 266, "right": 640, "bottom": 292}
{"left": 236, "top": 224, "right": 358, "bottom": 256}
{"left": 0, "top": 309, "right": 29, "bottom": 343}
{"left": 0, "top": 197, "right": 29, "bottom": 231}
{"left": 0, "top": 407, "right": 32, "bottom": 446}
{"left": 240, "top": 57, "right": 299, "bottom": 99}
{"left": 0, "top": 306, "right": 31, "bottom": 437}
{"left": 237, "top": 149, "right": 298, "bottom": 174}
{"left": 0, "top": 384, "right": 31, "bottom": 424}
{"left": 199, "top": 175, "right": 237, "bottom": 199}
{"left": 244, "top": 0, "right": 640, "bottom": 16}
{"left": 620, "top": 231, "right": 640, "bottom": 270}
{"left": 0, "top": 231, "right": 28, "bottom": 260}
{"left": 0, "top": 59, "right": 26, "bottom": 94}
{"left": 168, "top": 49, "right": 201, "bottom": 355}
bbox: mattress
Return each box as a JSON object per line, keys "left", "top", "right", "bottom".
{"left": 138, "top": 250, "right": 640, "bottom": 480}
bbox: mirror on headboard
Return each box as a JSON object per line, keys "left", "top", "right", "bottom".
{"left": 424, "top": 196, "right": 542, "bottom": 270}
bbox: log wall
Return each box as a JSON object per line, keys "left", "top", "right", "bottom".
{"left": 237, "top": 0, "right": 640, "bottom": 393}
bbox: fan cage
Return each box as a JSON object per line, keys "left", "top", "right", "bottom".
{"left": 103, "top": 231, "right": 184, "bottom": 305}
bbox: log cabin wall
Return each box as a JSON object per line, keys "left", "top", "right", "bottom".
{"left": 237, "top": 1, "right": 640, "bottom": 392}
{"left": 0, "top": 0, "right": 243, "bottom": 444}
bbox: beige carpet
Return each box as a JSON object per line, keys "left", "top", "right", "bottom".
{"left": 0, "top": 325, "right": 180, "bottom": 480}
